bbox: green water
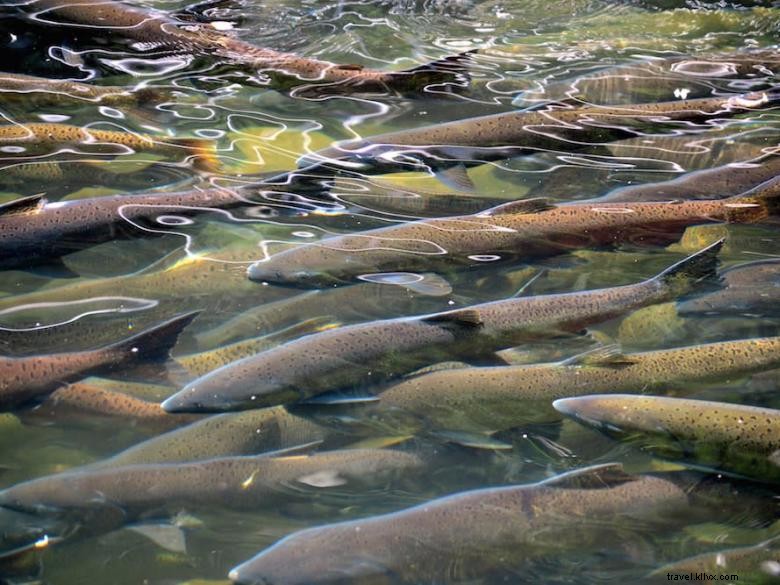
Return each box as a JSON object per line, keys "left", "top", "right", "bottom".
{"left": 0, "top": 0, "right": 779, "bottom": 583}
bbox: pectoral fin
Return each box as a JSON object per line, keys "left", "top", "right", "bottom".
{"left": 127, "top": 523, "right": 187, "bottom": 554}
{"left": 540, "top": 463, "right": 636, "bottom": 489}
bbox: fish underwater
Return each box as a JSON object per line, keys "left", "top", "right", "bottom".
{"left": 163, "top": 240, "right": 723, "bottom": 412}
{"left": 247, "top": 175, "right": 780, "bottom": 287}
{"left": 0, "top": 311, "right": 196, "bottom": 410}
{"left": 554, "top": 394, "right": 780, "bottom": 481}
{"left": 20, "top": 0, "right": 473, "bottom": 94}
{"left": 227, "top": 463, "right": 696, "bottom": 585}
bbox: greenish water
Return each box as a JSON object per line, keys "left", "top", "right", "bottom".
{"left": 0, "top": 0, "right": 779, "bottom": 583}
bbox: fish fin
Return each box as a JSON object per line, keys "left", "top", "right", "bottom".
{"left": 769, "top": 450, "right": 780, "bottom": 468}
{"left": 263, "top": 316, "right": 339, "bottom": 343}
{"left": 334, "top": 64, "right": 366, "bottom": 71}
{"left": 655, "top": 239, "right": 724, "bottom": 297}
{"left": 433, "top": 430, "right": 513, "bottom": 450}
{"left": 541, "top": 463, "right": 636, "bottom": 489}
{"left": 462, "top": 352, "right": 512, "bottom": 367}
{"left": 296, "top": 470, "right": 347, "bottom": 488}
{"left": 400, "top": 273, "right": 453, "bottom": 297}
{"left": 422, "top": 308, "right": 483, "bottom": 329}
{"left": 435, "top": 164, "right": 475, "bottom": 193}
{"left": 406, "top": 361, "right": 472, "bottom": 377}
{"left": 559, "top": 344, "right": 635, "bottom": 368}
{"left": 262, "top": 440, "right": 324, "bottom": 458}
{"left": 0, "top": 193, "right": 46, "bottom": 216}
{"left": 344, "top": 435, "right": 414, "bottom": 449}
{"left": 25, "top": 257, "right": 81, "bottom": 279}
{"left": 479, "top": 198, "right": 556, "bottom": 217}
{"left": 168, "top": 138, "right": 220, "bottom": 173}
{"left": 394, "top": 50, "right": 476, "bottom": 90}
{"left": 105, "top": 312, "right": 200, "bottom": 364}
{"left": 298, "top": 391, "right": 380, "bottom": 405}
{"left": 127, "top": 523, "right": 187, "bottom": 554}
{"left": 728, "top": 174, "right": 780, "bottom": 220}
{"left": 512, "top": 268, "right": 546, "bottom": 297}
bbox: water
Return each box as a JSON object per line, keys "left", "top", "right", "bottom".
{"left": 0, "top": 0, "right": 780, "bottom": 583}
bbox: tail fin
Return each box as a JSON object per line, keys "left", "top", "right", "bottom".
{"left": 655, "top": 239, "right": 724, "bottom": 297}
{"left": 727, "top": 175, "right": 780, "bottom": 221}
{"left": 106, "top": 311, "right": 199, "bottom": 364}
{"left": 390, "top": 50, "right": 476, "bottom": 92}
{"left": 168, "top": 138, "right": 221, "bottom": 173}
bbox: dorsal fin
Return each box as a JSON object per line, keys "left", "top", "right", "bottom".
{"left": 479, "top": 197, "right": 555, "bottom": 217}
{"left": 559, "top": 344, "right": 636, "bottom": 368}
{"left": 0, "top": 193, "right": 46, "bottom": 216}
{"left": 540, "top": 463, "right": 636, "bottom": 489}
{"left": 422, "top": 308, "right": 483, "bottom": 329}
{"left": 335, "top": 64, "right": 365, "bottom": 71}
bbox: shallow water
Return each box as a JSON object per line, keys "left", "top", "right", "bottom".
{"left": 1, "top": 0, "right": 780, "bottom": 583}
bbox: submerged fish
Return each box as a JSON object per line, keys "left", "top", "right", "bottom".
{"left": 0, "top": 188, "right": 254, "bottom": 273}
{"left": 289, "top": 92, "right": 777, "bottom": 190}
{"left": 0, "top": 449, "right": 422, "bottom": 533}
{"left": 366, "top": 336, "right": 780, "bottom": 433}
{"left": 164, "top": 241, "right": 722, "bottom": 412}
{"left": 0, "top": 72, "right": 169, "bottom": 107}
{"left": 0, "top": 123, "right": 217, "bottom": 172}
{"left": 25, "top": 0, "right": 471, "bottom": 94}
{"left": 248, "top": 176, "right": 779, "bottom": 287}
{"left": 228, "top": 464, "right": 692, "bottom": 585}
{"left": 554, "top": 394, "right": 780, "bottom": 480}
{"left": 0, "top": 312, "right": 196, "bottom": 410}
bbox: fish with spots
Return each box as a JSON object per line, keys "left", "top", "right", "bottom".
{"left": 247, "top": 176, "right": 780, "bottom": 287}
{"left": 0, "top": 123, "right": 218, "bottom": 172}
{"left": 163, "top": 240, "right": 723, "bottom": 412}
{"left": 0, "top": 312, "right": 196, "bottom": 410}
{"left": 554, "top": 394, "right": 780, "bottom": 481}
{"left": 23, "top": 0, "right": 472, "bottom": 94}
{"left": 0, "top": 449, "right": 422, "bottom": 540}
{"left": 356, "top": 336, "right": 780, "bottom": 435}
{"left": 227, "top": 463, "right": 694, "bottom": 585}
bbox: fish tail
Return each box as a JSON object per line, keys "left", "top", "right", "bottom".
{"left": 169, "top": 138, "right": 221, "bottom": 173}
{"left": 133, "top": 87, "right": 171, "bottom": 105}
{"left": 729, "top": 175, "right": 780, "bottom": 221}
{"left": 106, "top": 311, "right": 199, "bottom": 364}
{"left": 655, "top": 239, "right": 724, "bottom": 297}
{"left": 389, "top": 50, "right": 476, "bottom": 92}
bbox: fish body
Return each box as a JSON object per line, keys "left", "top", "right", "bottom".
{"left": 554, "top": 394, "right": 780, "bottom": 480}
{"left": 0, "top": 188, "right": 246, "bottom": 272}
{"left": 247, "top": 177, "right": 779, "bottom": 287}
{"left": 371, "top": 336, "right": 780, "bottom": 432}
{"left": 228, "top": 464, "right": 691, "bottom": 585}
{"left": 164, "top": 241, "right": 723, "bottom": 412}
{"left": 26, "top": 0, "right": 470, "bottom": 93}
{"left": 0, "top": 312, "right": 195, "bottom": 410}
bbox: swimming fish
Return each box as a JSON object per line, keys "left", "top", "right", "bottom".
{"left": 164, "top": 240, "right": 722, "bottom": 412}
{"left": 0, "top": 122, "right": 218, "bottom": 172}
{"left": 553, "top": 394, "right": 780, "bottom": 481}
{"left": 247, "top": 176, "right": 779, "bottom": 287}
{"left": 0, "top": 187, "right": 253, "bottom": 273}
{"left": 25, "top": 0, "right": 472, "bottom": 94}
{"left": 289, "top": 92, "right": 777, "bottom": 190}
{"left": 365, "top": 336, "right": 780, "bottom": 433}
{"left": 0, "top": 311, "right": 196, "bottom": 410}
{"left": 227, "top": 463, "right": 692, "bottom": 585}
{"left": 0, "top": 72, "right": 169, "bottom": 107}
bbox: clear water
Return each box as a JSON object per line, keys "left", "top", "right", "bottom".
{"left": 0, "top": 0, "right": 779, "bottom": 583}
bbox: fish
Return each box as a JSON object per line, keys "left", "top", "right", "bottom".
{"left": 553, "top": 394, "right": 780, "bottom": 481}
{"left": 247, "top": 175, "right": 779, "bottom": 287}
{"left": 93, "top": 407, "right": 330, "bottom": 467}
{"left": 599, "top": 152, "right": 780, "bottom": 203}
{"left": 363, "top": 336, "right": 780, "bottom": 434}
{"left": 650, "top": 535, "right": 780, "bottom": 582}
{"left": 678, "top": 258, "right": 780, "bottom": 317}
{"left": 0, "top": 449, "right": 423, "bottom": 537}
{"left": 288, "top": 92, "right": 778, "bottom": 190}
{"left": 24, "top": 0, "right": 472, "bottom": 94}
{"left": 0, "top": 189, "right": 257, "bottom": 274}
{"left": 0, "top": 72, "right": 170, "bottom": 107}
{"left": 0, "top": 122, "right": 218, "bottom": 172}
{"left": 0, "top": 311, "right": 196, "bottom": 410}
{"left": 163, "top": 240, "right": 723, "bottom": 412}
{"left": 227, "top": 463, "right": 693, "bottom": 585}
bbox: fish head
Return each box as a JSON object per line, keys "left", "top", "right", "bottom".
{"left": 553, "top": 394, "right": 641, "bottom": 435}
{"left": 247, "top": 255, "right": 358, "bottom": 288}
{"left": 229, "top": 525, "right": 397, "bottom": 585}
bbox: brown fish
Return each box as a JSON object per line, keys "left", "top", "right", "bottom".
{"left": 0, "top": 311, "right": 196, "bottom": 410}
{"left": 228, "top": 464, "right": 693, "bottom": 585}
{"left": 164, "top": 240, "right": 722, "bottom": 412}
{"left": 247, "top": 176, "right": 779, "bottom": 287}
{"left": 26, "top": 0, "right": 472, "bottom": 94}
